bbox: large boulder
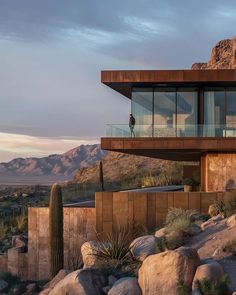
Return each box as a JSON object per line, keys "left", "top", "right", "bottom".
{"left": 192, "top": 261, "right": 224, "bottom": 290}
{"left": 227, "top": 214, "right": 236, "bottom": 228}
{"left": 81, "top": 241, "right": 103, "bottom": 269}
{"left": 130, "top": 235, "right": 157, "bottom": 261}
{"left": 48, "top": 268, "right": 107, "bottom": 295}
{"left": 108, "top": 277, "right": 141, "bottom": 295}
{"left": 138, "top": 247, "right": 200, "bottom": 295}
{"left": 45, "top": 269, "right": 72, "bottom": 289}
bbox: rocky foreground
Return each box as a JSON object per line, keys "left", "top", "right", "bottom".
{"left": 33, "top": 211, "right": 236, "bottom": 295}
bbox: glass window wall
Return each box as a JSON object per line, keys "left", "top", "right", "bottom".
{"left": 177, "top": 88, "right": 198, "bottom": 137}
{"left": 132, "top": 88, "right": 153, "bottom": 137}
{"left": 204, "top": 88, "right": 225, "bottom": 136}
{"left": 226, "top": 88, "right": 236, "bottom": 136}
{"left": 154, "top": 88, "right": 176, "bottom": 137}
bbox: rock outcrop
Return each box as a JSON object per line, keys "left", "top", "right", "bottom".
{"left": 81, "top": 241, "right": 103, "bottom": 269}
{"left": 192, "top": 261, "right": 224, "bottom": 290}
{"left": 191, "top": 36, "right": 236, "bottom": 69}
{"left": 107, "top": 277, "right": 141, "bottom": 295}
{"left": 129, "top": 235, "right": 158, "bottom": 261}
{"left": 138, "top": 247, "right": 200, "bottom": 295}
{"left": 48, "top": 269, "right": 107, "bottom": 295}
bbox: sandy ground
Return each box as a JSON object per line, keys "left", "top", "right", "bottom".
{"left": 185, "top": 218, "right": 236, "bottom": 292}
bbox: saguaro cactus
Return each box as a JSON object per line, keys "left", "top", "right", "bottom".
{"left": 99, "top": 160, "right": 104, "bottom": 191}
{"left": 49, "top": 183, "right": 64, "bottom": 278}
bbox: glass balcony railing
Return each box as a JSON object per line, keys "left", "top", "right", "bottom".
{"left": 106, "top": 124, "right": 236, "bottom": 138}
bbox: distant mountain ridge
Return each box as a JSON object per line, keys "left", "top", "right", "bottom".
{"left": 0, "top": 144, "right": 106, "bottom": 181}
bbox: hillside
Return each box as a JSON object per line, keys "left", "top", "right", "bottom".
{"left": 73, "top": 151, "right": 183, "bottom": 189}
{"left": 0, "top": 144, "right": 107, "bottom": 183}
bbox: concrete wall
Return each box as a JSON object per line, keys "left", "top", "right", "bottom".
{"left": 201, "top": 153, "right": 236, "bottom": 191}
{"left": 28, "top": 207, "right": 96, "bottom": 281}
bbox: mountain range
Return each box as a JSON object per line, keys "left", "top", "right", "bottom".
{"left": 0, "top": 144, "right": 106, "bottom": 184}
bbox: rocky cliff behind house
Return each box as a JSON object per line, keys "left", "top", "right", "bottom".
{"left": 192, "top": 35, "right": 236, "bottom": 69}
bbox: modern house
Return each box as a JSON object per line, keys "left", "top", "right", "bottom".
{"left": 101, "top": 69, "right": 236, "bottom": 192}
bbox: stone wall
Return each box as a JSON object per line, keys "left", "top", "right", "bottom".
{"left": 202, "top": 153, "right": 236, "bottom": 191}
{"left": 28, "top": 207, "right": 96, "bottom": 281}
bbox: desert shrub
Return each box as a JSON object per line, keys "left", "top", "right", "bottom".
{"left": 0, "top": 220, "right": 7, "bottom": 240}
{"left": 165, "top": 207, "right": 198, "bottom": 226}
{"left": 210, "top": 200, "right": 225, "bottom": 217}
{"left": 166, "top": 231, "right": 185, "bottom": 250}
{"left": 93, "top": 228, "right": 140, "bottom": 276}
{"left": 15, "top": 212, "right": 27, "bottom": 232}
{"left": 196, "top": 275, "right": 230, "bottom": 295}
{"left": 165, "top": 215, "right": 191, "bottom": 235}
{"left": 164, "top": 207, "right": 199, "bottom": 249}
{"left": 222, "top": 239, "right": 236, "bottom": 256}
{"left": 223, "top": 192, "right": 236, "bottom": 217}
{"left": 177, "top": 280, "right": 191, "bottom": 295}
{"left": 156, "top": 236, "right": 167, "bottom": 253}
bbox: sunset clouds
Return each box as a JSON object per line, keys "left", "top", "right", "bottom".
{"left": 0, "top": 0, "right": 236, "bottom": 161}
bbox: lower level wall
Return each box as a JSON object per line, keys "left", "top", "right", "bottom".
{"left": 24, "top": 191, "right": 225, "bottom": 280}
{"left": 201, "top": 153, "right": 236, "bottom": 191}
{"left": 28, "top": 207, "right": 96, "bottom": 281}
{"left": 95, "top": 191, "right": 223, "bottom": 235}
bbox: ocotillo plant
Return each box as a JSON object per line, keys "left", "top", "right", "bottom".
{"left": 99, "top": 160, "right": 104, "bottom": 191}
{"left": 49, "top": 183, "right": 64, "bottom": 278}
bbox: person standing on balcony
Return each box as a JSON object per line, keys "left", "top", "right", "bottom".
{"left": 129, "top": 114, "right": 135, "bottom": 137}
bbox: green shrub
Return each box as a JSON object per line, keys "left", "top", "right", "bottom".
{"left": 166, "top": 231, "right": 185, "bottom": 250}
{"left": 223, "top": 192, "right": 236, "bottom": 217}
{"left": 164, "top": 207, "right": 199, "bottom": 250}
{"left": 222, "top": 239, "right": 236, "bottom": 256}
{"left": 156, "top": 236, "right": 167, "bottom": 253}
{"left": 165, "top": 215, "right": 191, "bottom": 235}
{"left": 93, "top": 228, "right": 140, "bottom": 276}
{"left": 183, "top": 178, "right": 194, "bottom": 186}
{"left": 165, "top": 207, "right": 198, "bottom": 226}
{"left": 177, "top": 280, "right": 191, "bottom": 295}
{"left": 196, "top": 275, "right": 230, "bottom": 295}
{"left": 15, "top": 212, "right": 27, "bottom": 232}
{"left": 210, "top": 200, "right": 225, "bottom": 217}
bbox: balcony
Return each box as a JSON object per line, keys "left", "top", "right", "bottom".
{"left": 106, "top": 124, "right": 236, "bottom": 138}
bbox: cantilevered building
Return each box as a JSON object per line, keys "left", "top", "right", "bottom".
{"left": 101, "top": 69, "right": 236, "bottom": 192}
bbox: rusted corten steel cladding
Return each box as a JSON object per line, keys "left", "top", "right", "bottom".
{"left": 101, "top": 69, "right": 236, "bottom": 162}
{"left": 101, "top": 69, "right": 236, "bottom": 98}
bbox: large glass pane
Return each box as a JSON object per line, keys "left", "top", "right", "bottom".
{"left": 204, "top": 88, "right": 225, "bottom": 137}
{"left": 177, "top": 88, "right": 198, "bottom": 136}
{"left": 154, "top": 88, "right": 176, "bottom": 137}
{"left": 226, "top": 88, "right": 236, "bottom": 136}
{"left": 132, "top": 88, "right": 153, "bottom": 137}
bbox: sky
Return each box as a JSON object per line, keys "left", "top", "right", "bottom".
{"left": 1, "top": 0, "right": 236, "bottom": 161}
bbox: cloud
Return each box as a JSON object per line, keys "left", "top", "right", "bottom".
{"left": 0, "top": 132, "right": 98, "bottom": 162}
{"left": 0, "top": 0, "right": 236, "bottom": 161}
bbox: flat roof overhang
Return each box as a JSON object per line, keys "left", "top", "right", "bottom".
{"left": 101, "top": 69, "right": 236, "bottom": 98}
{"left": 101, "top": 137, "right": 236, "bottom": 161}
